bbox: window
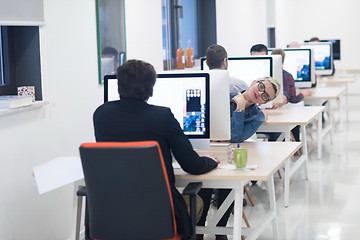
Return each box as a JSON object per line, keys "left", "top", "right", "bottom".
{"left": 161, "top": 0, "right": 217, "bottom": 70}
{"left": 0, "top": 28, "right": 4, "bottom": 86}
{"left": 0, "top": 26, "right": 42, "bottom": 100}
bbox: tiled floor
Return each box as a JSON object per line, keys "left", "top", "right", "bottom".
{"left": 202, "top": 93, "right": 360, "bottom": 240}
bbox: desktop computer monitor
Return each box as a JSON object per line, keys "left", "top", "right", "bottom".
{"left": 155, "top": 70, "right": 231, "bottom": 142}
{"left": 268, "top": 48, "right": 316, "bottom": 88}
{"left": 205, "top": 70, "right": 231, "bottom": 141}
{"left": 301, "top": 42, "right": 333, "bottom": 76}
{"left": 103, "top": 73, "right": 211, "bottom": 149}
{"left": 305, "top": 39, "right": 340, "bottom": 60}
{"left": 321, "top": 39, "right": 340, "bottom": 60}
{"left": 200, "top": 55, "right": 284, "bottom": 103}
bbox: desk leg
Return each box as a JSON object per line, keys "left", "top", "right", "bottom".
{"left": 327, "top": 101, "right": 334, "bottom": 144}
{"left": 318, "top": 112, "right": 323, "bottom": 160}
{"left": 285, "top": 128, "right": 291, "bottom": 142}
{"left": 339, "top": 94, "right": 344, "bottom": 131}
{"left": 283, "top": 128, "right": 291, "bottom": 207}
{"left": 345, "top": 84, "right": 349, "bottom": 126}
{"left": 267, "top": 175, "right": 279, "bottom": 240}
{"left": 284, "top": 158, "right": 290, "bottom": 208}
{"left": 300, "top": 125, "right": 309, "bottom": 180}
{"left": 233, "top": 185, "right": 244, "bottom": 239}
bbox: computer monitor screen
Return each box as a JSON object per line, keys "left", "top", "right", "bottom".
{"left": 200, "top": 55, "right": 284, "bottom": 103}
{"left": 301, "top": 42, "right": 333, "bottom": 75}
{"left": 268, "top": 48, "right": 316, "bottom": 88}
{"left": 103, "top": 73, "right": 211, "bottom": 149}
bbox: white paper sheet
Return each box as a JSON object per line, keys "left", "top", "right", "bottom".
{"left": 33, "top": 156, "right": 83, "bottom": 194}
{"left": 220, "top": 164, "right": 258, "bottom": 170}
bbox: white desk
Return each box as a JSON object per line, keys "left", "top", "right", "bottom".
{"left": 257, "top": 105, "right": 324, "bottom": 206}
{"left": 317, "top": 75, "right": 359, "bottom": 124}
{"left": 174, "top": 141, "right": 301, "bottom": 240}
{"left": 304, "top": 86, "right": 346, "bottom": 139}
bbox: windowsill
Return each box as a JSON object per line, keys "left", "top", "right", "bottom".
{"left": 0, "top": 101, "right": 49, "bottom": 116}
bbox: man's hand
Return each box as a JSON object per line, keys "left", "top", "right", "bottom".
{"left": 271, "top": 95, "right": 287, "bottom": 109}
{"left": 201, "top": 152, "right": 220, "bottom": 164}
{"left": 300, "top": 89, "right": 312, "bottom": 97}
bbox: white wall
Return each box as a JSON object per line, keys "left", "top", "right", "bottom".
{"left": 125, "top": 0, "right": 163, "bottom": 71}
{"left": 0, "top": 0, "right": 101, "bottom": 239}
{"left": 216, "top": 0, "right": 267, "bottom": 56}
{"left": 275, "top": 0, "right": 360, "bottom": 69}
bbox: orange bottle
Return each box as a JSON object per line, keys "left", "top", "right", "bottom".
{"left": 176, "top": 41, "right": 185, "bottom": 69}
{"left": 186, "top": 40, "right": 194, "bottom": 68}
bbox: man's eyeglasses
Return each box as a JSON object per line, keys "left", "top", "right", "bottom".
{"left": 257, "top": 81, "right": 271, "bottom": 102}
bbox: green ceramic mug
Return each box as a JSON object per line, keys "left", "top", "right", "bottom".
{"left": 233, "top": 148, "right": 248, "bottom": 168}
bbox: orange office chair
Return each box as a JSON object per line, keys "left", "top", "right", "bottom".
{"left": 75, "top": 141, "right": 201, "bottom": 240}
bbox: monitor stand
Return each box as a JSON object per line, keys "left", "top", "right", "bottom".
{"left": 189, "top": 139, "right": 210, "bottom": 150}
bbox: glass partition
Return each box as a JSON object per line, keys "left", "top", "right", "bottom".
{"left": 96, "top": 0, "right": 126, "bottom": 83}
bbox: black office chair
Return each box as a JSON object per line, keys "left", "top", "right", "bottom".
{"left": 75, "top": 141, "right": 201, "bottom": 240}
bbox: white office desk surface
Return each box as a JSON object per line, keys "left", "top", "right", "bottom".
{"left": 260, "top": 105, "right": 324, "bottom": 127}
{"left": 317, "top": 75, "right": 359, "bottom": 85}
{"left": 175, "top": 141, "right": 301, "bottom": 240}
{"left": 304, "top": 86, "right": 345, "bottom": 101}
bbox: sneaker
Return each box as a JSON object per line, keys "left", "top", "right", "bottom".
{"left": 195, "top": 234, "right": 204, "bottom": 240}
{"left": 215, "top": 235, "right": 228, "bottom": 240}
{"left": 243, "top": 198, "right": 247, "bottom": 207}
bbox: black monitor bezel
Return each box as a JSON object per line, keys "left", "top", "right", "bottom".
{"left": 104, "top": 74, "right": 117, "bottom": 103}
{"left": 200, "top": 56, "right": 273, "bottom": 77}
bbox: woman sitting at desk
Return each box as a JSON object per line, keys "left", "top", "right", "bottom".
{"left": 197, "top": 77, "right": 281, "bottom": 240}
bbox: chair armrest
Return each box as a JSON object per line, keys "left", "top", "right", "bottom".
{"left": 77, "top": 186, "right": 87, "bottom": 196}
{"left": 182, "top": 182, "right": 202, "bottom": 240}
{"left": 182, "top": 182, "right": 202, "bottom": 196}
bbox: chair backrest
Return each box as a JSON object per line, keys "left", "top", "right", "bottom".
{"left": 79, "top": 141, "right": 177, "bottom": 240}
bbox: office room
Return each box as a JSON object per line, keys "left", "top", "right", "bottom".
{"left": 1, "top": 0, "right": 360, "bottom": 239}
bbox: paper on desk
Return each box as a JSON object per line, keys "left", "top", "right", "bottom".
{"left": 172, "top": 161, "right": 181, "bottom": 169}
{"left": 33, "top": 156, "right": 83, "bottom": 194}
{"left": 220, "top": 164, "right": 258, "bottom": 170}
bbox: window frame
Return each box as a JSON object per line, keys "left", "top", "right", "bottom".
{"left": 0, "top": 26, "right": 42, "bottom": 100}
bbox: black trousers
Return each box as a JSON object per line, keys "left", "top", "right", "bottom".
{"left": 266, "top": 125, "right": 300, "bottom": 142}
{"left": 197, "top": 188, "right": 233, "bottom": 227}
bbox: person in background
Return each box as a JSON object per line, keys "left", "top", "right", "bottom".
{"left": 205, "top": 44, "right": 248, "bottom": 92}
{"left": 196, "top": 77, "right": 281, "bottom": 240}
{"left": 101, "top": 47, "right": 119, "bottom": 72}
{"left": 267, "top": 48, "right": 312, "bottom": 141}
{"left": 309, "top": 37, "right": 320, "bottom": 42}
{"left": 250, "top": 44, "right": 288, "bottom": 108}
{"left": 287, "top": 41, "right": 301, "bottom": 48}
{"left": 250, "top": 43, "right": 268, "bottom": 55}
{"left": 93, "top": 59, "right": 219, "bottom": 240}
